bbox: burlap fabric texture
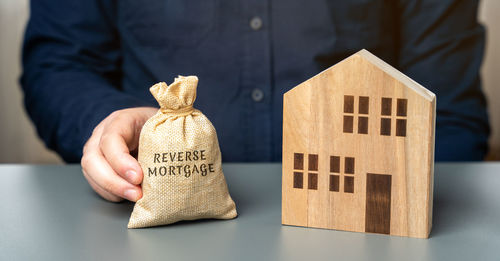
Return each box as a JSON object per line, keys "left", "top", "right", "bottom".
{"left": 128, "top": 76, "right": 237, "bottom": 228}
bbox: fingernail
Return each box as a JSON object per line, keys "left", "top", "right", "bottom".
{"left": 124, "top": 189, "right": 138, "bottom": 201}
{"left": 125, "top": 170, "right": 137, "bottom": 182}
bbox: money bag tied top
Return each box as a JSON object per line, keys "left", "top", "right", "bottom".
{"left": 150, "top": 75, "right": 198, "bottom": 113}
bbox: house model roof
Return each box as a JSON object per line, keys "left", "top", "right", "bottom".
{"left": 289, "top": 49, "right": 436, "bottom": 102}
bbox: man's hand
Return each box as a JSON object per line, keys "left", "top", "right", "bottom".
{"left": 81, "top": 107, "right": 157, "bottom": 202}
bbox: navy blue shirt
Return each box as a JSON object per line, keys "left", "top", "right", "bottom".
{"left": 21, "top": 0, "right": 489, "bottom": 163}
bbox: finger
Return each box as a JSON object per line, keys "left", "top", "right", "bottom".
{"left": 82, "top": 152, "right": 142, "bottom": 202}
{"left": 100, "top": 122, "right": 143, "bottom": 185}
{"left": 82, "top": 167, "right": 122, "bottom": 202}
{"left": 83, "top": 120, "right": 105, "bottom": 156}
{"left": 82, "top": 127, "right": 122, "bottom": 201}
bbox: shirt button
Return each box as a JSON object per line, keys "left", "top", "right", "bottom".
{"left": 250, "top": 16, "right": 263, "bottom": 30}
{"left": 251, "top": 88, "right": 264, "bottom": 102}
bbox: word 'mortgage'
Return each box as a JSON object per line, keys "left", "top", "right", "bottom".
{"left": 148, "top": 150, "right": 214, "bottom": 178}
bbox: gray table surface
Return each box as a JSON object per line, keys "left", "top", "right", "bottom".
{"left": 1, "top": 163, "right": 499, "bottom": 261}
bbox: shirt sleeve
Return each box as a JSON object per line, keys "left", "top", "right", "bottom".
{"left": 397, "top": 0, "right": 490, "bottom": 161}
{"left": 21, "top": 0, "right": 152, "bottom": 163}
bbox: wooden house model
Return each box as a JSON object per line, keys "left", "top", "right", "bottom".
{"left": 282, "top": 49, "right": 436, "bottom": 238}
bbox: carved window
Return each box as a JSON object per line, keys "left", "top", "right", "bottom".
{"left": 329, "top": 155, "right": 355, "bottom": 193}
{"left": 358, "top": 96, "right": 369, "bottom": 134}
{"left": 380, "top": 98, "right": 392, "bottom": 136}
{"left": 344, "top": 157, "right": 355, "bottom": 193}
{"left": 293, "top": 153, "right": 318, "bottom": 190}
{"left": 329, "top": 156, "right": 340, "bottom": 192}
{"left": 343, "top": 95, "right": 354, "bottom": 133}
{"left": 293, "top": 153, "right": 303, "bottom": 188}
{"left": 344, "top": 95, "right": 369, "bottom": 134}
{"left": 380, "top": 98, "right": 407, "bottom": 137}
{"left": 292, "top": 154, "right": 355, "bottom": 192}
{"left": 396, "top": 99, "right": 407, "bottom": 137}
{"left": 308, "top": 154, "right": 318, "bottom": 190}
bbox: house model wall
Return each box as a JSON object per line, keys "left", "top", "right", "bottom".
{"left": 282, "top": 49, "right": 436, "bottom": 238}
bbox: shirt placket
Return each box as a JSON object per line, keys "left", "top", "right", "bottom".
{"left": 241, "top": 0, "right": 273, "bottom": 161}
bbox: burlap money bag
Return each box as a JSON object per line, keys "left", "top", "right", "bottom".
{"left": 128, "top": 76, "right": 237, "bottom": 228}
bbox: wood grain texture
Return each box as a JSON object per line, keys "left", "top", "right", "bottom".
{"left": 344, "top": 95, "right": 354, "bottom": 113}
{"left": 330, "top": 156, "right": 340, "bottom": 173}
{"left": 344, "top": 176, "right": 354, "bottom": 193}
{"left": 308, "top": 154, "right": 318, "bottom": 171}
{"left": 365, "top": 174, "right": 392, "bottom": 234}
{"left": 380, "top": 118, "right": 391, "bottom": 136}
{"left": 359, "top": 96, "right": 370, "bottom": 114}
{"left": 308, "top": 173, "right": 318, "bottom": 190}
{"left": 343, "top": 116, "right": 354, "bottom": 133}
{"left": 345, "top": 157, "right": 355, "bottom": 174}
{"left": 293, "top": 172, "right": 303, "bottom": 189}
{"left": 294, "top": 153, "right": 304, "bottom": 170}
{"left": 396, "top": 119, "right": 407, "bottom": 137}
{"left": 358, "top": 116, "right": 369, "bottom": 134}
{"left": 282, "top": 49, "right": 435, "bottom": 238}
{"left": 397, "top": 99, "right": 407, "bottom": 116}
{"left": 381, "top": 98, "right": 392, "bottom": 116}
{"left": 329, "top": 175, "right": 340, "bottom": 192}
